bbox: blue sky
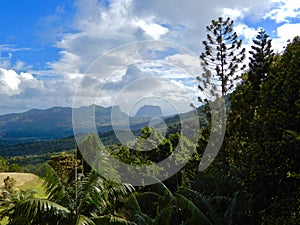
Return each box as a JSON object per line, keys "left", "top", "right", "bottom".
{"left": 0, "top": 0, "right": 75, "bottom": 70}
{"left": 0, "top": 0, "right": 299, "bottom": 115}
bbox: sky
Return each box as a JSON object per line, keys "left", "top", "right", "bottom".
{"left": 0, "top": 0, "right": 299, "bottom": 115}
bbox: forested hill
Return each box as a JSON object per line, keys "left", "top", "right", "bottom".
{"left": 0, "top": 104, "right": 206, "bottom": 159}
{"left": 0, "top": 105, "right": 165, "bottom": 141}
{"left": 0, "top": 106, "right": 73, "bottom": 140}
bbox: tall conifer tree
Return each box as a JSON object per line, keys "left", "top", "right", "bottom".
{"left": 248, "top": 29, "right": 274, "bottom": 91}
{"left": 199, "top": 17, "right": 246, "bottom": 99}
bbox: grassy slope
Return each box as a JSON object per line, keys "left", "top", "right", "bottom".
{"left": 0, "top": 173, "right": 46, "bottom": 225}
{"left": 0, "top": 172, "right": 46, "bottom": 197}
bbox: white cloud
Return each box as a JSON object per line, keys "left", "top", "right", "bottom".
{"left": 0, "top": 68, "right": 21, "bottom": 94}
{"left": 272, "top": 22, "right": 300, "bottom": 52}
{"left": 222, "top": 7, "right": 248, "bottom": 20}
{"left": 48, "top": 50, "right": 81, "bottom": 75}
{"left": 110, "top": 76, "right": 198, "bottom": 115}
{"left": 74, "top": 62, "right": 199, "bottom": 115}
{"left": 0, "top": 45, "right": 32, "bottom": 71}
{"left": 14, "top": 60, "right": 28, "bottom": 71}
{"left": 135, "top": 18, "right": 169, "bottom": 40}
{"left": 264, "top": 0, "right": 300, "bottom": 22}
{"left": 0, "top": 67, "right": 76, "bottom": 115}
{"left": 3, "top": 0, "right": 300, "bottom": 114}
{"left": 20, "top": 72, "right": 34, "bottom": 80}
{"left": 0, "top": 68, "right": 47, "bottom": 97}
{"left": 235, "top": 24, "right": 259, "bottom": 44}
{"left": 276, "top": 22, "right": 300, "bottom": 40}
{"left": 50, "top": 0, "right": 275, "bottom": 78}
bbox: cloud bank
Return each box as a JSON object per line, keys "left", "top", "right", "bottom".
{"left": 0, "top": 0, "right": 299, "bottom": 114}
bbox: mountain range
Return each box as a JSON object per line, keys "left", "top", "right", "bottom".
{"left": 0, "top": 104, "right": 187, "bottom": 142}
{"left": 0, "top": 104, "right": 207, "bottom": 163}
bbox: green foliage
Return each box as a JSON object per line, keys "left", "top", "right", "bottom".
{"left": 127, "top": 181, "right": 180, "bottom": 225}
{"left": 2, "top": 176, "right": 16, "bottom": 194}
{"left": 45, "top": 166, "right": 135, "bottom": 224}
{"left": 248, "top": 29, "right": 274, "bottom": 91}
{"left": 176, "top": 193, "right": 213, "bottom": 225}
{"left": 181, "top": 163, "right": 251, "bottom": 225}
{"left": 226, "top": 35, "right": 300, "bottom": 224}
{"left": 251, "top": 36, "right": 300, "bottom": 223}
{"left": 0, "top": 156, "right": 24, "bottom": 173}
{"left": 47, "top": 151, "right": 82, "bottom": 188}
{"left": 0, "top": 137, "right": 76, "bottom": 158}
{"left": 0, "top": 189, "right": 69, "bottom": 225}
{"left": 0, "top": 162, "right": 135, "bottom": 224}
{"left": 22, "top": 162, "right": 48, "bottom": 177}
{"left": 0, "top": 157, "right": 9, "bottom": 172}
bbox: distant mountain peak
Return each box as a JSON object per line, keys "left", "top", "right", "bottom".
{"left": 134, "top": 105, "right": 162, "bottom": 118}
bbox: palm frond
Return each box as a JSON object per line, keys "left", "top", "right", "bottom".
{"left": 132, "top": 213, "right": 150, "bottom": 225}
{"left": 153, "top": 204, "right": 173, "bottom": 225}
{"left": 179, "top": 188, "right": 221, "bottom": 224}
{"left": 224, "top": 192, "right": 239, "bottom": 225}
{"left": 28, "top": 198, "right": 70, "bottom": 215}
{"left": 43, "top": 164, "right": 72, "bottom": 206}
{"left": 150, "top": 181, "right": 176, "bottom": 205}
{"left": 75, "top": 214, "right": 95, "bottom": 225}
{"left": 124, "top": 194, "right": 154, "bottom": 225}
{"left": 77, "top": 170, "right": 105, "bottom": 214}
{"left": 176, "top": 194, "right": 213, "bottom": 225}
{"left": 0, "top": 190, "right": 70, "bottom": 225}
{"left": 92, "top": 215, "right": 136, "bottom": 225}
